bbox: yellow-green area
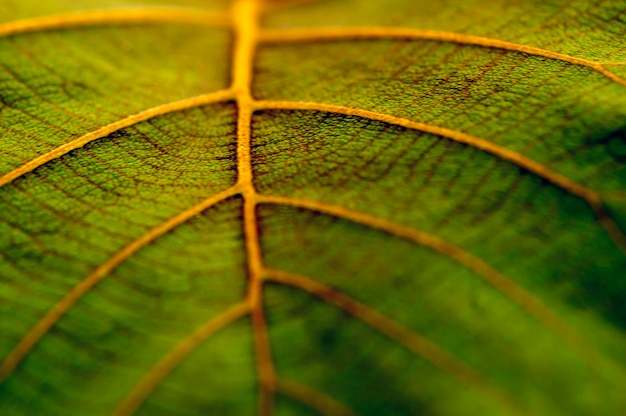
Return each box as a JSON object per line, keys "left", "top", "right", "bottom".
{"left": 1, "top": 0, "right": 626, "bottom": 415}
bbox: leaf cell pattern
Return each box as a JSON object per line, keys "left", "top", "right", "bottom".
{"left": 1, "top": 0, "right": 626, "bottom": 415}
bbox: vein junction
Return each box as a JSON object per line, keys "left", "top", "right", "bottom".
{"left": 1, "top": 1, "right": 625, "bottom": 415}
{"left": 0, "top": 10, "right": 624, "bottom": 86}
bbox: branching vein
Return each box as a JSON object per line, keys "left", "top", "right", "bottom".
{"left": 256, "top": 193, "right": 594, "bottom": 362}
{"left": 1, "top": 1, "right": 625, "bottom": 414}
{"left": 232, "top": 1, "right": 276, "bottom": 415}
{"left": 0, "top": 8, "right": 231, "bottom": 37}
{"left": 0, "top": 89, "right": 235, "bottom": 189}
{"left": 113, "top": 302, "right": 250, "bottom": 416}
{"left": 254, "top": 100, "right": 626, "bottom": 254}
{"left": 0, "top": 185, "right": 240, "bottom": 385}
{"left": 264, "top": 269, "right": 522, "bottom": 414}
{"left": 258, "top": 27, "right": 626, "bottom": 87}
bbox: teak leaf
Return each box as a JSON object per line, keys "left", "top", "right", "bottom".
{"left": 1, "top": 0, "right": 626, "bottom": 415}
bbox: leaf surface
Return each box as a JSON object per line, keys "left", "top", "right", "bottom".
{"left": 1, "top": 0, "right": 626, "bottom": 415}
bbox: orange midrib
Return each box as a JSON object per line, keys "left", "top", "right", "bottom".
{"left": 231, "top": 1, "right": 278, "bottom": 416}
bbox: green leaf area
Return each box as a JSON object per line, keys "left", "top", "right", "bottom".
{"left": 1, "top": 0, "right": 626, "bottom": 415}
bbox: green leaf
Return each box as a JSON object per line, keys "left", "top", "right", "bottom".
{"left": 1, "top": 0, "right": 626, "bottom": 415}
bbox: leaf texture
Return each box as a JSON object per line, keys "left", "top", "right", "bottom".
{"left": 1, "top": 0, "right": 626, "bottom": 415}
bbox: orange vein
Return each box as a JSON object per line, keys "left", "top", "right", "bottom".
{"left": 265, "top": 269, "right": 522, "bottom": 414}
{"left": 113, "top": 302, "right": 251, "bottom": 416}
{"left": 258, "top": 28, "right": 626, "bottom": 87}
{"left": 0, "top": 89, "right": 235, "bottom": 189}
{"left": 254, "top": 100, "right": 626, "bottom": 254}
{"left": 0, "top": 185, "right": 240, "bottom": 384}
{"left": 252, "top": 100, "right": 596, "bottom": 202}
{"left": 0, "top": 8, "right": 231, "bottom": 37}
{"left": 256, "top": 194, "right": 594, "bottom": 362}
{"left": 276, "top": 378, "right": 358, "bottom": 416}
{"left": 232, "top": 1, "right": 275, "bottom": 415}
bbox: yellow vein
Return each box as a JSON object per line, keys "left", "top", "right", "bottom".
{"left": 254, "top": 100, "right": 626, "bottom": 254}
{"left": 276, "top": 378, "right": 358, "bottom": 416}
{"left": 0, "top": 185, "right": 240, "bottom": 384}
{"left": 0, "top": 89, "right": 235, "bottom": 189}
{"left": 258, "top": 27, "right": 626, "bottom": 87}
{"left": 245, "top": 194, "right": 277, "bottom": 416}
{"left": 252, "top": 100, "right": 595, "bottom": 202}
{"left": 256, "top": 194, "right": 595, "bottom": 362}
{"left": 0, "top": 8, "right": 231, "bottom": 37}
{"left": 265, "top": 269, "right": 522, "bottom": 414}
{"left": 113, "top": 302, "right": 250, "bottom": 416}
{"left": 232, "top": 1, "right": 276, "bottom": 415}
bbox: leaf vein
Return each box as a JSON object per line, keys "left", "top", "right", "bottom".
{"left": 275, "top": 378, "right": 358, "bottom": 416}
{"left": 253, "top": 100, "right": 626, "bottom": 254}
{"left": 0, "top": 185, "right": 240, "bottom": 385}
{"left": 256, "top": 193, "right": 595, "bottom": 362}
{"left": 232, "top": 1, "right": 276, "bottom": 415}
{"left": 263, "top": 268, "right": 522, "bottom": 415}
{"left": 113, "top": 302, "right": 250, "bottom": 416}
{"left": 0, "top": 89, "right": 235, "bottom": 189}
{"left": 0, "top": 8, "right": 231, "bottom": 37}
{"left": 258, "top": 27, "right": 626, "bottom": 87}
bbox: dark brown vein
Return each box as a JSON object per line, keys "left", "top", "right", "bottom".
{"left": 0, "top": 8, "right": 231, "bottom": 37}
{"left": 0, "top": 185, "right": 240, "bottom": 384}
{"left": 258, "top": 27, "right": 626, "bottom": 87}
{"left": 264, "top": 269, "right": 523, "bottom": 415}
{"left": 253, "top": 100, "right": 626, "bottom": 254}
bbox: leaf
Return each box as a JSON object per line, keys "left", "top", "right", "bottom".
{"left": 1, "top": 0, "right": 625, "bottom": 415}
